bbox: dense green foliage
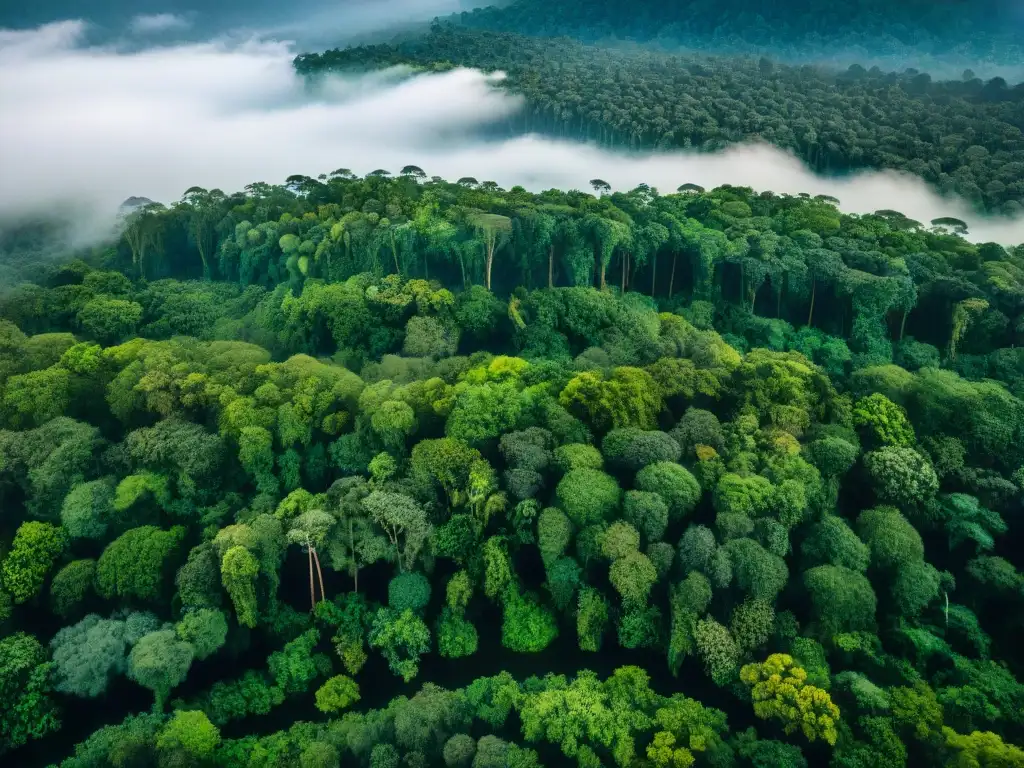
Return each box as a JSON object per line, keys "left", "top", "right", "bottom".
{"left": 452, "top": 0, "right": 1021, "bottom": 65}
{"left": 5, "top": 152, "right": 1024, "bottom": 767}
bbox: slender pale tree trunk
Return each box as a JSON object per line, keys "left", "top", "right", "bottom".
{"left": 308, "top": 547, "right": 315, "bottom": 612}
{"left": 807, "top": 280, "right": 816, "bottom": 326}
{"left": 197, "top": 243, "right": 209, "bottom": 280}
{"left": 385, "top": 526, "right": 403, "bottom": 572}
{"left": 390, "top": 233, "right": 400, "bottom": 275}
{"left": 548, "top": 244, "right": 554, "bottom": 288}
{"left": 312, "top": 549, "right": 326, "bottom": 606}
{"left": 668, "top": 253, "right": 677, "bottom": 298}
{"left": 485, "top": 236, "right": 495, "bottom": 291}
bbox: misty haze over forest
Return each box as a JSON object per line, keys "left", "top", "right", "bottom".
{"left": 4, "top": 13, "right": 1024, "bottom": 246}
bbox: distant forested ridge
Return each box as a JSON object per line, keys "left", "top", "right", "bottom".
{"left": 454, "top": 0, "right": 1023, "bottom": 64}
{"left": 4, "top": 170, "right": 1024, "bottom": 768}
{"left": 296, "top": 25, "right": 1024, "bottom": 215}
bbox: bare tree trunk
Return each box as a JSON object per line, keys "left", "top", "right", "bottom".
{"left": 621, "top": 253, "right": 627, "bottom": 293}
{"left": 197, "top": 242, "right": 209, "bottom": 281}
{"left": 668, "top": 253, "right": 677, "bottom": 298}
{"left": 548, "top": 244, "right": 554, "bottom": 288}
{"left": 651, "top": 253, "right": 657, "bottom": 296}
{"left": 308, "top": 547, "right": 315, "bottom": 612}
{"left": 312, "top": 548, "right": 326, "bottom": 605}
{"left": 807, "top": 280, "right": 816, "bottom": 326}
{"left": 390, "top": 233, "right": 400, "bottom": 275}
{"left": 899, "top": 310, "right": 908, "bottom": 341}
{"left": 386, "top": 527, "right": 403, "bottom": 572}
{"left": 486, "top": 244, "right": 494, "bottom": 291}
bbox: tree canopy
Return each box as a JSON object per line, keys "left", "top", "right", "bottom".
{"left": 2, "top": 157, "right": 1024, "bottom": 768}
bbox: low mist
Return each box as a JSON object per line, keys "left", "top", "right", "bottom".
{"left": 2, "top": 20, "right": 1023, "bottom": 249}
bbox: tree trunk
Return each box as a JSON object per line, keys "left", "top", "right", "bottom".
{"left": 312, "top": 548, "right": 326, "bottom": 605}
{"left": 807, "top": 280, "right": 816, "bottom": 326}
{"left": 651, "top": 253, "right": 657, "bottom": 296}
{"left": 548, "top": 244, "right": 554, "bottom": 288}
{"left": 899, "top": 310, "right": 908, "bottom": 341}
{"left": 668, "top": 253, "right": 677, "bottom": 298}
{"left": 387, "top": 527, "right": 403, "bottom": 572}
{"left": 485, "top": 241, "right": 495, "bottom": 291}
{"left": 308, "top": 547, "right": 316, "bottom": 612}
{"left": 621, "top": 253, "right": 627, "bottom": 293}
{"left": 197, "top": 242, "right": 209, "bottom": 281}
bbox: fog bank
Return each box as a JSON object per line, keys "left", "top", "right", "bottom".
{"left": 2, "top": 20, "right": 1023, "bottom": 247}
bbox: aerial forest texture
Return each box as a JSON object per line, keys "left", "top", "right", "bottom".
{"left": 4, "top": 2, "right": 1024, "bottom": 768}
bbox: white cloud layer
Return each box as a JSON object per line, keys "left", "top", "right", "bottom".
{"left": 1, "top": 20, "right": 1023, "bottom": 247}
{"left": 129, "top": 13, "right": 192, "bottom": 35}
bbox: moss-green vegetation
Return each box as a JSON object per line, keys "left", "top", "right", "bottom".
{"left": 2, "top": 166, "right": 1024, "bottom": 767}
